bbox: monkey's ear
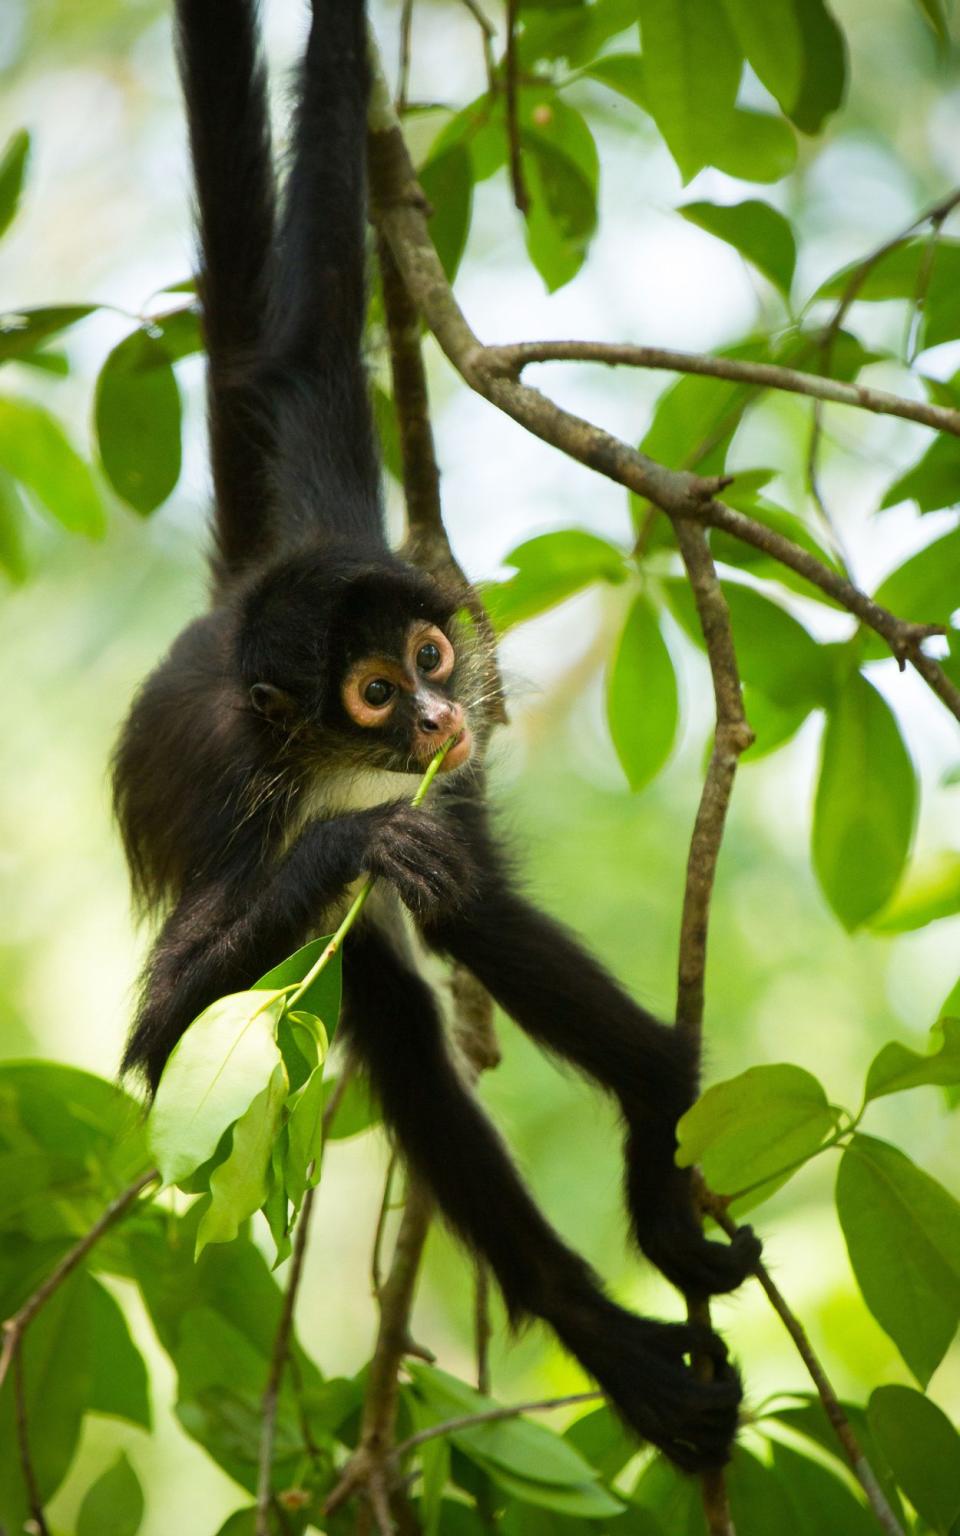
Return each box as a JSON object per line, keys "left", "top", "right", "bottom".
{"left": 249, "top": 682, "right": 298, "bottom": 722}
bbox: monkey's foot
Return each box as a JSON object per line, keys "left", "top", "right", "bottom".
{"left": 556, "top": 1302, "right": 743, "bottom": 1472}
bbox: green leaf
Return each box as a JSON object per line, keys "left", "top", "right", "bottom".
{"left": 709, "top": 110, "right": 797, "bottom": 184}
{"left": 790, "top": 0, "right": 847, "bottom": 133}
{"left": 129, "top": 1202, "right": 322, "bottom": 1387}
{"left": 637, "top": 0, "right": 742, "bottom": 182}
{"left": 740, "top": 683, "right": 812, "bottom": 759}
{"left": 286, "top": 1063, "right": 328, "bottom": 1209}
{"left": 812, "top": 672, "right": 916, "bottom": 929}
{"left": 767, "top": 1395, "right": 906, "bottom": 1527}
{"left": 718, "top": 0, "right": 803, "bottom": 117}
{"left": 420, "top": 145, "right": 473, "bottom": 282}
{"left": 584, "top": 53, "right": 648, "bottom": 110}
{"left": 196, "top": 1061, "right": 290, "bottom": 1255}
{"left": 729, "top": 1441, "right": 876, "bottom": 1536}
{"left": 871, "top": 851, "right": 960, "bottom": 932}
{"left": 606, "top": 593, "right": 678, "bottom": 792}
{"left": 255, "top": 936, "right": 342, "bottom": 1038}
{"left": 0, "top": 304, "right": 96, "bottom": 364}
{"left": 518, "top": 0, "right": 640, "bottom": 68}
{"left": 484, "top": 530, "right": 628, "bottom": 631}
{"left": 836, "top": 1134, "right": 960, "bottom": 1385}
{"left": 471, "top": 1458, "right": 624, "bottom": 1517}
{"left": 88, "top": 1277, "right": 151, "bottom": 1428}
{"left": 0, "top": 130, "right": 30, "bottom": 241}
{"left": 0, "top": 470, "right": 27, "bottom": 582}
{"left": 864, "top": 1017, "right": 960, "bottom": 1103}
{"left": 664, "top": 578, "right": 831, "bottom": 706}
{"left": 563, "top": 1406, "right": 636, "bottom": 1482}
{"left": 882, "top": 437, "right": 960, "bottom": 515}
{"left": 95, "top": 329, "right": 182, "bottom": 514}
{"left": 0, "top": 1270, "right": 92, "bottom": 1529}
{"left": 912, "top": 0, "right": 950, "bottom": 45}
{"left": 0, "top": 1061, "right": 148, "bottom": 1224}
{"left": 677, "top": 1064, "right": 837, "bottom": 1198}
{"left": 679, "top": 201, "right": 796, "bottom": 297}
{"left": 320, "top": 1071, "right": 381, "bottom": 1140}
{"left": 372, "top": 383, "right": 403, "bottom": 484}
{"left": 520, "top": 97, "right": 599, "bottom": 292}
{"left": 407, "top": 1364, "right": 619, "bottom": 1511}
{"left": 872, "top": 530, "right": 960, "bottom": 658}
{"left": 868, "top": 1385, "right": 960, "bottom": 1535}
{"left": 636, "top": 341, "right": 769, "bottom": 486}
{"left": 816, "top": 239, "right": 960, "bottom": 351}
{"left": 173, "top": 1308, "right": 305, "bottom": 1492}
{"left": 149, "top": 991, "right": 286, "bottom": 1186}
{"left": 77, "top": 1453, "right": 144, "bottom": 1536}
{"left": 0, "top": 396, "right": 104, "bottom": 536}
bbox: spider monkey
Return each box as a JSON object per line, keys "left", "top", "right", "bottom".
{"left": 113, "top": 0, "right": 759, "bottom": 1472}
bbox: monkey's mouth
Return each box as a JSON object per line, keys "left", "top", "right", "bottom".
{"left": 412, "top": 726, "right": 472, "bottom": 772}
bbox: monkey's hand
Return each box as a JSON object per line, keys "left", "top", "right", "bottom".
{"left": 630, "top": 1157, "right": 762, "bottom": 1299}
{"left": 364, "top": 802, "right": 474, "bottom": 918}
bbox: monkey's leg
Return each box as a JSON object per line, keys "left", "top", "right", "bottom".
{"left": 340, "top": 925, "right": 742, "bottom": 1473}
{"left": 428, "top": 886, "right": 760, "bottom": 1298}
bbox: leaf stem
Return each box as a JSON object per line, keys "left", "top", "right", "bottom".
{"left": 286, "top": 737, "right": 456, "bottom": 1013}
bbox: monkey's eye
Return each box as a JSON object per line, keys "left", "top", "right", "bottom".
{"left": 363, "top": 678, "right": 396, "bottom": 708}
{"left": 417, "top": 642, "right": 442, "bottom": 673}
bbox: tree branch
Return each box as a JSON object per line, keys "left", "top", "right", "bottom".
{"left": 671, "top": 523, "right": 754, "bottom": 1536}
{"left": 700, "top": 1188, "right": 905, "bottom": 1536}
{"left": 14, "top": 1348, "right": 50, "bottom": 1536}
{"left": 0, "top": 1166, "right": 158, "bottom": 1394}
{"left": 504, "top": 0, "right": 529, "bottom": 215}
{"left": 392, "top": 1391, "right": 603, "bottom": 1460}
{"left": 486, "top": 340, "right": 960, "bottom": 438}
{"left": 364, "top": 75, "right": 960, "bottom": 726}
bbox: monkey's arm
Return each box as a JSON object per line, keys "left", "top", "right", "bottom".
{"left": 261, "top": 0, "right": 382, "bottom": 536}
{"left": 175, "top": 0, "right": 276, "bottom": 571}
{"left": 423, "top": 806, "right": 759, "bottom": 1297}
{"left": 341, "top": 923, "right": 742, "bottom": 1472}
{"left": 124, "top": 800, "right": 463, "bottom": 1090}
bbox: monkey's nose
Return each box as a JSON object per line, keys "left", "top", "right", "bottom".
{"left": 418, "top": 700, "right": 463, "bottom": 735}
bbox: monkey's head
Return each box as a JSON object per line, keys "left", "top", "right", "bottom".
{"left": 236, "top": 549, "right": 476, "bottom": 774}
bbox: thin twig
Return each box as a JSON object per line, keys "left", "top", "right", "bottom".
{"left": 694, "top": 497, "right": 960, "bottom": 723}
{"left": 0, "top": 1166, "right": 158, "bottom": 1394}
{"left": 475, "top": 1261, "right": 492, "bottom": 1396}
{"left": 504, "top": 0, "right": 528, "bottom": 214}
{"left": 257, "top": 1182, "right": 317, "bottom": 1536}
{"left": 485, "top": 339, "right": 960, "bottom": 437}
{"left": 396, "top": 0, "right": 415, "bottom": 114}
{"left": 459, "top": 0, "right": 497, "bottom": 88}
{"left": 673, "top": 523, "right": 753, "bottom": 1536}
{"left": 14, "top": 1348, "right": 51, "bottom": 1536}
{"left": 701, "top": 1189, "right": 906, "bottom": 1536}
{"left": 392, "top": 1391, "right": 603, "bottom": 1460}
{"left": 372, "top": 1153, "right": 400, "bottom": 1298}
{"left": 808, "top": 184, "right": 960, "bottom": 517}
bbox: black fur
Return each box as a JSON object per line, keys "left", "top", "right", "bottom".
{"left": 114, "top": 0, "right": 759, "bottom": 1472}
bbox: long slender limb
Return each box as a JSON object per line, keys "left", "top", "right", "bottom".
{"left": 426, "top": 831, "right": 757, "bottom": 1299}
{"left": 175, "top": 0, "right": 277, "bottom": 571}
{"left": 264, "top": 0, "right": 382, "bottom": 532}
{"left": 337, "top": 924, "right": 743, "bottom": 1472}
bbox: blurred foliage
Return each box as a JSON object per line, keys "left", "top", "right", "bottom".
{"left": 1, "top": 0, "right": 960, "bottom": 1532}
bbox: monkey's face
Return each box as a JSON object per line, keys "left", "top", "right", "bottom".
{"left": 338, "top": 620, "right": 472, "bottom": 773}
